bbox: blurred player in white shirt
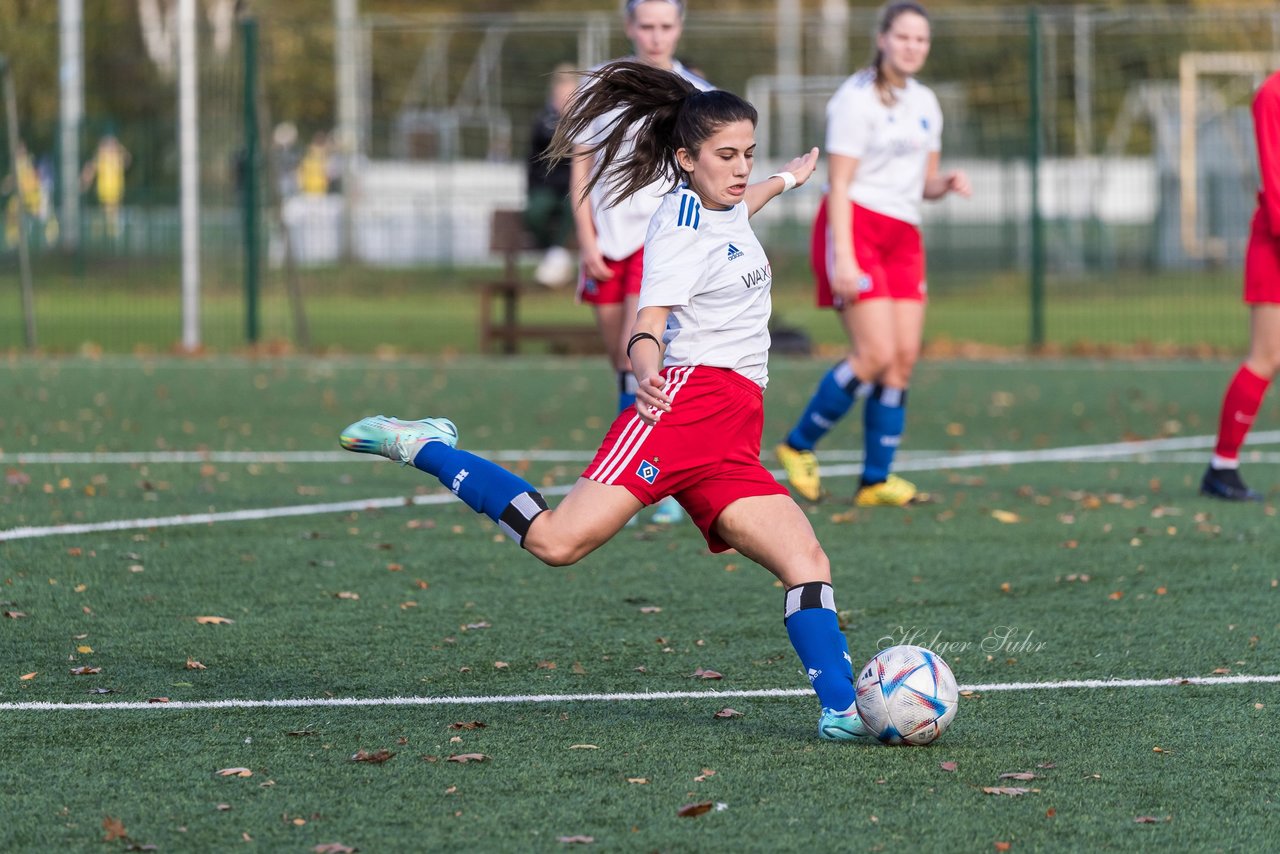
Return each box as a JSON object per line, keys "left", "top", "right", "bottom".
{"left": 571, "top": 0, "right": 710, "bottom": 524}
{"left": 776, "top": 1, "right": 970, "bottom": 507}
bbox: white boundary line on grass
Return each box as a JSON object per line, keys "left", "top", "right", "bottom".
{"left": 3, "top": 431, "right": 1277, "bottom": 542}
{"left": 2, "top": 673, "right": 1277, "bottom": 712}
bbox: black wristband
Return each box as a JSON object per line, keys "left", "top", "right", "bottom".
{"left": 626, "top": 332, "right": 661, "bottom": 359}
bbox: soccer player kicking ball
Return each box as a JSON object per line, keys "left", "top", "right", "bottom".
{"left": 341, "top": 61, "right": 873, "bottom": 742}
{"left": 1202, "top": 69, "right": 1280, "bottom": 502}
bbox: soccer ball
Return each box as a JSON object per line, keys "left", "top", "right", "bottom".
{"left": 855, "top": 645, "right": 959, "bottom": 745}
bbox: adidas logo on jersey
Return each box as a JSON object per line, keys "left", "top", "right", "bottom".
{"left": 726, "top": 243, "right": 744, "bottom": 261}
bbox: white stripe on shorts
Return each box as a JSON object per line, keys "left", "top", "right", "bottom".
{"left": 589, "top": 366, "right": 696, "bottom": 486}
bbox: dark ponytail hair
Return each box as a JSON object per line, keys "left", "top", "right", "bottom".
{"left": 545, "top": 60, "right": 757, "bottom": 208}
{"left": 868, "top": 1, "right": 929, "bottom": 107}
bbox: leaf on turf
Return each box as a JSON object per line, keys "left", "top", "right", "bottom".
{"left": 991, "top": 510, "right": 1021, "bottom": 524}
{"left": 195, "top": 616, "right": 234, "bottom": 625}
{"left": 312, "top": 845, "right": 357, "bottom": 854}
{"left": 568, "top": 744, "right": 598, "bottom": 750}
{"left": 538, "top": 660, "right": 557, "bottom": 670}
{"left": 102, "top": 815, "right": 128, "bottom": 841}
{"left": 216, "top": 767, "right": 253, "bottom": 777}
{"left": 639, "top": 606, "right": 662, "bottom": 614}
{"left": 88, "top": 687, "right": 113, "bottom": 694}
{"left": 6, "top": 469, "right": 31, "bottom": 486}
{"left": 286, "top": 729, "right": 318, "bottom": 737}
{"left": 448, "top": 721, "right": 486, "bottom": 731}
{"left": 677, "top": 801, "right": 714, "bottom": 818}
{"left": 351, "top": 749, "right": 395, "bottom": 763}
{"left": 462, "top": 621, "right": 491, "bottom": 630}
{"left": 1212, "top": 667, "right": 1230, "bottom": 675}
{"left": 694, "top": 769, "right": 716, "bottom": 782}
{"left": 1152, "top": 746, "right": 1171, "bottom": 754}
{"left": 982, "top": 787, "right": 1035, "bottom": 796}
{"left": 3, "top": 610, "right": 27, "bottom": 619}
{"left": 446, "top": 753, "right": 489, "bottom": 763}
{"left": 1036, "top": 763, "right": 1057, "bottom": 769}
{"left": 20, "top": 672, "right": 37, "bottom": 680}
{"left": 940, "top": 761, "right": 958, "bottom": 772}
{"left": 1134, "top": 815, "right": 1167, "bottom": 824}
{"left": 1108, "top": 591, "right": 1124, "bottom": 601}
{"left": 70, "top": 665, "right": 102, "bottom": 675}
{"left": 691, "top": 668, "right": 723, "bottom": 680}
{"left": 557, "top": 836, "right": 595, "bottom": 844}
{"left": 185, "top": 658, "right": 207, "bottom": 670}
{"left": 148, "top": 697, "right": 170, "bottom": 703}
{"left": 571, "top": 661, "right": 587, "bottom": 675}
{"left": 994, "top": 843, "right": 1011, "bottom": 852}
{"left": 77, "top": 645, "right": 93, "bottom": 653}
{"left": 713, "top": 708, "right": 744, "bottom": 719}
{"left": 335, "top": 591, "right": 360, "bottom": 600}
{"left": 216, "top": 803, "right": 232, "bottom": 811}
{"left": 999, "top": 772, "right": 1038, "bottom": 781}
{"left": 494, "top": 661, "right": 510, "bottom": 670}
{"left": 627, "top": 777, "right": 649, "bottom": 784}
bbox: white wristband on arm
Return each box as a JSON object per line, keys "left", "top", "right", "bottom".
{"left": 768, "top": 171, "right": 797, "bottom": 193}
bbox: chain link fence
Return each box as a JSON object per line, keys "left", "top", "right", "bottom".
{"left": 2, "top": 5, "right": 1279, "bottom": 353}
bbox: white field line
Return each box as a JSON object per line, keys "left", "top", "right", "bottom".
{"left": 2, "top": 431, "right": 1277, "bottom": 542}
{"left": 2, "top": 673, "right": 1277, "bottom": 713}
{"left": 6, "top": 429, "right": 1279, "bottom": 467}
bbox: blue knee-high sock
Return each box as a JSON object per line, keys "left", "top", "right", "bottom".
{"left": 414, "top": 442, "right": 547, "bottom": 546}
{"left": 785, "top": 361, "right": 866, "bottom": 451}
{"left": 618, "top": 371, "right": 638, "bottom": 414}
{"left": 784, "top": 582, "right": 856, "bottom": 711}
{"left": 862, "top": 385, "right": 907, "bottom": 485}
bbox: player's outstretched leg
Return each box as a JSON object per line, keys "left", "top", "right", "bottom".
{"left": 340, "top": 415, "right": 548, "bottom": 546}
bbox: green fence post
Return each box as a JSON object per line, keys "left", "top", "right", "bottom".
{"left": 241, "top": 16, "right": 261, "bottom": 345}
{"left": 1027, "top": 6, "right": 1045, "bottom": 351}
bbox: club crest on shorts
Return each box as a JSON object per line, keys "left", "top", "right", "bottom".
{"left": 635, "top": 459, "right": 660, "bottom": 484}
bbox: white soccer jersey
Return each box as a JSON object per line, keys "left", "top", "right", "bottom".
{"left": 638, "top": 188, "right": 773, "bottom": 387}
{"left": 580, "top": 60, "right": 713, "bottom": 260}
{"left": 825, "top": 69, "right": 943, "bottom": 225}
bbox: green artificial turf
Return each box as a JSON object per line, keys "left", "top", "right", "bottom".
{"left": 1, "top": 356, "right": 1277, "bottom": 850}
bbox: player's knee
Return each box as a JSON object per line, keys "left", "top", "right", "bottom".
{"left": 857, "top": 348, "right": 893, "bottom": 380}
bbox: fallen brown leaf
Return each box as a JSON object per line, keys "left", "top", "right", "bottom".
{"left": 1133, "top": 815, "right": 1167, "bottom": 824}
{"left": 335, "top": 591, "right": 360, "bottom": 600}
{"left": 195, "top": 616, "right": 234, "bottom": 625}
{"left": 999, "top": 772, "right": 1039, "bottom": 781}
{"left": 568, "top": 744, "right": 598, "bottom": 750}
{"left": 185, "top": 658, "right": 207, "bottom": 670}
{"left": 991, "top": 510, "right": 1021, "bottom": 524}
{"left": 448, "top": 721, "right": 486, "bottom": 731}
{"left": 626, "top": 777, "right": 649, "bottom": 785}
{"left": 20, "top": 672, "right": 37, "bottom": 680}
{"left": 983, "top": 787, "right": 1034, "bottom": 796}
{"left": 70, "top": 666, "right": 102, "bottom": 675}
{"left": 312, "top": 844, "right": 357, "bottom": 854}
{"left": 215, "top": 767, "right": 253, "bottom": 777}
{"left": 691, "top": 667, "right": 723, "bottom": 680}
{"left": 677, "top": 801, "right": 714, "bottom": 818}
{"left": 3, "top": 611, "right": 27, "bottom": 619}
{"left": 694, "top": 768, "right": 716, "bottom": 782}
{"left": 940, "top": 761, "right": 958, "bottom": 772}
{"left": 639, "top": 606, "right": 662, "bottom": 614}
{"left": 557, "top": 836, "right": 594, "bottom": 844}
{"left": 994, "top": 843, "right": 1011, "bottom": 852}
{"left": 147, "top": 697, "right": 169, "bottom": 703}
{"left": 102, "top": 815, "right": 128, "bottom": 841}
{"left": 446, "top": 753, "right": 489, "bottom": 763}
{"left": 350, "top": 749, "right": 395, "bottom": 763}
{"left": 713, "top": 708, "right": 744, "bottom": 719}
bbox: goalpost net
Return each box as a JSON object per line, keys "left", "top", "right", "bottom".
{"left": 1178, "top": 51, "right": 1280, "bottom": 261}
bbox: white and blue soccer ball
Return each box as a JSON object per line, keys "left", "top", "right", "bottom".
{"left": 855, "top": 644, "right": 959, "bottom": 745}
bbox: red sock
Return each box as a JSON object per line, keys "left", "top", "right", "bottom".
{"left": 1214, "top": 365, "right": 1271, "bottom": 462}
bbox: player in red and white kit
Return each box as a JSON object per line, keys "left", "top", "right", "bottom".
{"left": 775, "top": 1, "right": 969, "bottom": 507}
{"left": 1202, "top": 69, "right": 1280, "bottom": 501}
{"left": 570, "top": 0, "right": 710, "bottom": 525}
{"left": 341, "top": 61, "right": 879, "bottom": 743}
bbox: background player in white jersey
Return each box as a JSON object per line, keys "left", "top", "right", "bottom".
{"left": 340, "top": 61, "right": 878, "bottom": 742}
{"left": 571, "top": 0, "right": 711, "bottom": 524}
{"left": 775, "top": 1, "right": 970, "bottom": 506}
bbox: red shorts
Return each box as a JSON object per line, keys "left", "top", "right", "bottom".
{"left": 811, "top": 198, "right": 926, "bottom": 308}
{"left": 577, "top": 248, "right": 644, "bottom": 305}
{"left": 1244, "top": 207, "right": 1280, "bottom": 304}
{"left": 583, "top": 365, "right": 789, "bottom": 553}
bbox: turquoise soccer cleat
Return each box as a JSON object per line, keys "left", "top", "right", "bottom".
{"left": 818, "top": 703, "right": 876, "bottom": 742}
{"left": 339, "top": 415, "right": 458, "bottom": 464}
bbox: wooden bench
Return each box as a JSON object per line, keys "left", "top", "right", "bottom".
{"left": 478, "top": 209, "right": 601, "bottom": 355}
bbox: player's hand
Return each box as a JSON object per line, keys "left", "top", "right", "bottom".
{"left": 779, "top": 146, "right": 820, "bottom": 189}
{"left": 580, "top": 244, "right": 613, "bottom": 281}
{"left": 946, "top": 169, "right": 971, "bottom": 198}
{"left": 634, "top": 372, "right": 671, "bottom": 426}
{"left": 830, "top": 257, "right": 867, "bottom": 302}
